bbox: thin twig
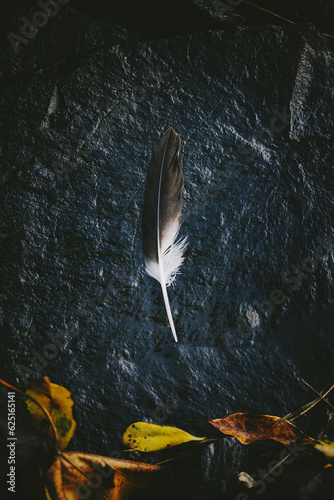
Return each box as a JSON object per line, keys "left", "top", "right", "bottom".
{"left": 301, "top": 379, "right": 334, "bottom": 412}
{"left": 283, "top": 383, "right": 334, "bottom": 422}
{"left": 261, "top": 452, "right": 292, "bottom": 482}
{"left": 243, "top": 0, "right": 294, "bottom": 25}
{"left": 242, "top": 0, "right": 334, "bottom": 39}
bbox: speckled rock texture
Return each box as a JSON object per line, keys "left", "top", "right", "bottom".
{"left": 0, "top": 1, "right": 334, "bottom": 498}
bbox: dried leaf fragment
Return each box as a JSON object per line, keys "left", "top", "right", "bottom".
{"left": 238, "top": 471, "right": 256, "bottom": 488}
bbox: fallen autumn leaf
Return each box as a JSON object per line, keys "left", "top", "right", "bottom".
{"left": 123, "top": 422, "right": 206, "bottom": 452}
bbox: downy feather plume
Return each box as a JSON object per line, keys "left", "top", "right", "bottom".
{"left": 142, "top": 127, "right": 187, "bottom": 342}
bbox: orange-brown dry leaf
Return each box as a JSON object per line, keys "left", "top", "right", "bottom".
{"left": 44, "top": 451, "right": 161, "bottom": 500}
{"left": 26, "top": 377, "right": 76, "bottom": 450}
{"left": 208, "top": 413, "right": 315, "bottom": 446}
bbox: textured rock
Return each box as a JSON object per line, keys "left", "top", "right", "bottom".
{"left": 0, "top": 2, "right": 334, "bottom": 498}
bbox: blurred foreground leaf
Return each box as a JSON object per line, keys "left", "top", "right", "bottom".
{"left": 123, "top": 422, "right": 206, "bottom": 452}
{"left": 44, "top": 451, "right": 161, "bottom": 500}
{"left": 26, "top": 377, "right": 76, "bottom": 451}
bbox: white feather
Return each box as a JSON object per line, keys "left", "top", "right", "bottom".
{"left": 142, "top": 127, "right": 187, "bottom": 342}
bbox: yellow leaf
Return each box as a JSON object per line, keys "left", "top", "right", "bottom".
{"left": 44, "top": 451, "right": 161, "bottom": 500}
{"left": 123, "top": 422, "right": 206, "bottom": 452}
{"left": 26, "top": 377, "right": 76, "bottom": 450}
{"left": 313, "top": 439, "right": 334, "bottom": 458}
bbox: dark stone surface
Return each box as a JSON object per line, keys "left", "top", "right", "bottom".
{"left": 0, "top": 1, "right": 334, "bottom": 498}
